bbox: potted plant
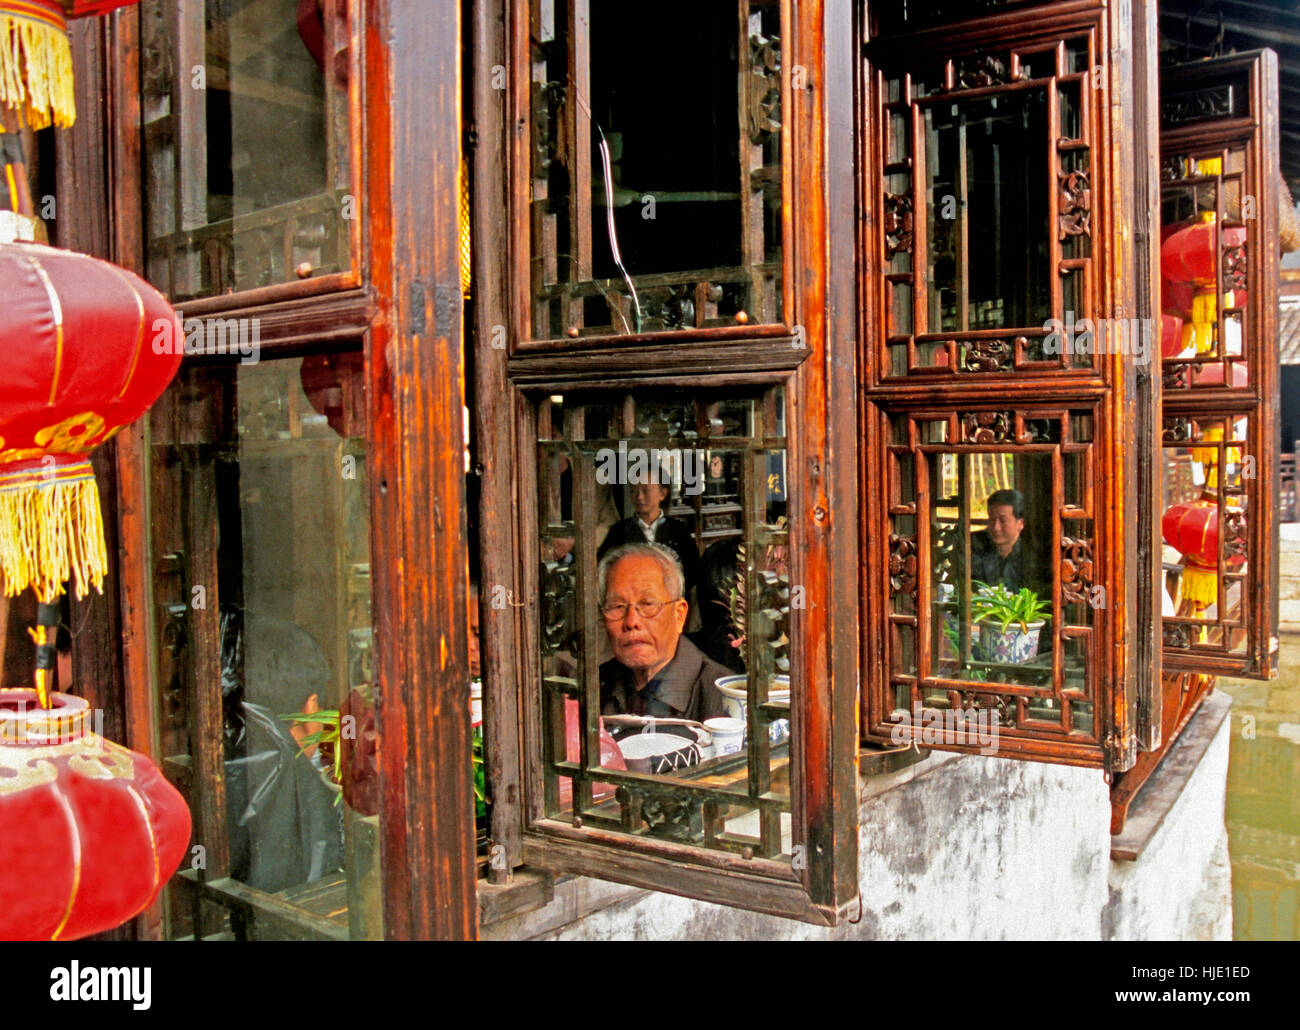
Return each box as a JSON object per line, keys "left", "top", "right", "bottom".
{"left": 969, "top": 582, "right": 1051, "bottom": 664}
{"left": 283, "top": 704, "right": 345, "bottom": 796}
{"left": 285, "top": 691, "right": 486, "bottom": 819}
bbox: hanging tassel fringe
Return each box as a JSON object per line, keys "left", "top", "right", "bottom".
{"left": 1178, "top": 563, "right": 1220, "bottom": 609}
{"left": 0, "top": 461, "right": 106, "bottom": 603}
{"left": 0, "top": 4, "right": 76, "bottom": 130}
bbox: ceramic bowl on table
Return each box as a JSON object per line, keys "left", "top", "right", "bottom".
{"left": 714, "top": 674, "right": 791, "bottom": 745}
{"left": 618, "top": 732, "right": 704, "bottom": 775}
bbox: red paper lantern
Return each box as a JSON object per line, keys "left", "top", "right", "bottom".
{"left": 1162, "top": 500, "right": 1221, "bottom": 569}
{"left": 0, "top": 241, "right": 182, "bottom": 602}
{"left": 1161, "top": 221, "right": 1247, "bottom": 285}
{"left": 1162, "top": 499, "right": 1246, "bottom": 610}
{"left": 0, "top": 689, "right": 190, "bottom": 940}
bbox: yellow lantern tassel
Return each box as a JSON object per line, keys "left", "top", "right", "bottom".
{"left": 0, "top": 2, "right": 76, "bottom": 130}
{"left": 459, "top": 157, "right": 472, "bottom": 298}
{"left": 1179, "top": 563, "right": 1220, "bottom": 609}
{"left": 0, "top": 461, "right": 107, "bottom": 604}
{"left": 1181, "top": 288, "right": 1217, "bottom": 356}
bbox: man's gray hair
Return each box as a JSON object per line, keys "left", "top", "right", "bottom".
{"left": 597, "top": 543, "right": 685, "bottom": 606}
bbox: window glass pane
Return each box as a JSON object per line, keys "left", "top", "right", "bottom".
{"left": 924, "top": 90, "right": 1051, "bottom": 333}
{"left": 1159, "top": 147, "right": 1252, "bottom": 392}
{"left": 535, "top": 386, "right": 793, "bottom": 860}
{"left": 885, "top": 410, "right": 1101, "bottom": 747}
{"left": 149, "top": 353, "right": 380, "bottom": 938}
{"left": 1161, "top": 414, "right": 1252, "bottom": 658}
{"left": 141, "top": 0, "right": 353, "bottom": 300}
{"left": 528, "top": 0, "right": 784, "bottom": 339}
{"left": 928, "top": 452, "right": 1055, "bottom": 688}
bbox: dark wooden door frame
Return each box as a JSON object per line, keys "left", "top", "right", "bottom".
{"left": 362, "top": 0, "right": 477, "bottom": 940}
{"left": 65, "top": 0, "right": 478, "bottom": 939}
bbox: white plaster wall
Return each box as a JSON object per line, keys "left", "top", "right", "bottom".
{"left": 485, "top": 714, "right": 1232, "bottom": 940}
{"left": 1103, "top": 715, "right": 1234, "bottom": 941}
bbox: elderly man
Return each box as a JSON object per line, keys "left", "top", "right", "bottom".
{"left": 597, "top": 542, "right": 728, "bottom": 723}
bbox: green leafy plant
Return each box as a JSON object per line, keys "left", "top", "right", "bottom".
{"left": 284, "top": 688, "right": 486, "bottom": 817}
{"left": 969, "top": 581, "right": 1051, "bottom": 634}
{"left": 473, "top": 730, "right": 486, "bottom": 819}
{"left": 283, "top": 707, "right": 345, "bottom": 804}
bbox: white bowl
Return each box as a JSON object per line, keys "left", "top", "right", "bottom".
{"left": 714, "top": 675, "right": 791, "bottom": 742}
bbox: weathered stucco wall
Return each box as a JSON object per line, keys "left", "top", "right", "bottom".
{"left": 1105, "top": 693, "right": 1234, "bottom": 941}
{"left": 484, "top": 698, "right": 1233, "bottom": 940}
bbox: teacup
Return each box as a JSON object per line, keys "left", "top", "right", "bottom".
{"left": 704, "top": 717, "right": 745, "bottom": 757}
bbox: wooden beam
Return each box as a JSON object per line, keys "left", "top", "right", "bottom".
{"left": 364, "top": 0, "right": 477, "bottom": 940}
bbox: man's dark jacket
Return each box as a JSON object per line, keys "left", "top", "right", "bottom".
{"left": 600, "top": 636, "right": 729, "bottom": 723}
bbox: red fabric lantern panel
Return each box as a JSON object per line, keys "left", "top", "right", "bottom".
{"left": 54, "top": 1, "right": 140, "bottom": 15}
{"left": 1162, "top": 500, "right": 1222, "bottom": 569}
{"left": 1160, "top": 314, "right": 1184, "bottom": 358}
{"left": 1161, "top": 221, "right": 1248, "bottom": 286}
{"left": 0, "top": 241, "right": 182, "bottom": 601}
{"left": 0, "top": 689, "right": 190, "bottom": 940}
{"left": 0, "top": 241, "right": 181, "bottom": 465}
{"left": 1162, "top": 275, "right": 1196, "bottom": 319}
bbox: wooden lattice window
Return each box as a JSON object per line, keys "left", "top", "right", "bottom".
{"left": 476, "top": 0, "right": 859, "bottom": 924}
{"left": 522, "top": 0, "right": 787, "bottom": 342}
{"left": 139, "top": 0, "right": 357, "bottom": 301}
{"left": 880, "top": 407, "right": 1103, "bottom": 763}
{"left": 862, "top": 1, "right": 1156, "bottom": 777}
{"left": 870, "top": 25, "right": 1102, "bottom": 378}
{"left": 1158, "top": 51, "right": 1281, "bottom": 680}
{"left": 533, "top": 387, "right": 794, "bottom": 858}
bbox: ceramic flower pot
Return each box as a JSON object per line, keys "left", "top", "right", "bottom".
{"left": 975, "top": 621, "right": 1046, "bottom": 664}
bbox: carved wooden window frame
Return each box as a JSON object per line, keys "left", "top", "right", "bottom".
{"left": 134, "top": 0, "right": 365, "bottom": 309}
{"left": 508, "top": 0, "right": 796, "bottom": 355}
{"left": 865, "top": 5, "right": 1107, "bottom": 383}
{"left": 1157, "top": 51, "right": 1281, "bottom": 681}
{"left": 860, "top": 0, "right": 1156, "bottom": 778}
{"left": 875, "top": 404, "right": 1108, "bottom": 767}
{"left": 474, "top": 0, "right": 861, "bottom": 925}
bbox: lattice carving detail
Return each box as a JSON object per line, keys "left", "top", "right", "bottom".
{"left": 1060, "top": 537, "right": 1095, "bottom": 605}
{"left": 1162, "top": 416, "right": 1193, "bottom": 442}
{"left": 884, "top": 191, "right": 914, "bottom": 258}
{"left": 1223, "top": 243, "right": 1247, "bottom": 291}
{"left": 961, "top": 411, "right": 1013, "bottom": 443}
{"left": 962, "top": 338, "right": 1012, "bottom": 372}
{"left": 889, "top": 534, "right": 918, "bottom": 596}
{"left": 1058, "top": 169, "right": 1091, "bottom": 239}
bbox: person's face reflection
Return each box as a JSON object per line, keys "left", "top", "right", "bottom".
{"left": 631, "top": 483, "right": 669, "bottom": 523}
{"left": 603, "top": 556, "right": 688, "bottom": 683}
{"left": 986, "top": 502, "right": 1024, "bottom": 558}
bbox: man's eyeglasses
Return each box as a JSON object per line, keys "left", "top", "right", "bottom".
{"left": 601, "top": 599, "right": 679, "bottom": 621}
